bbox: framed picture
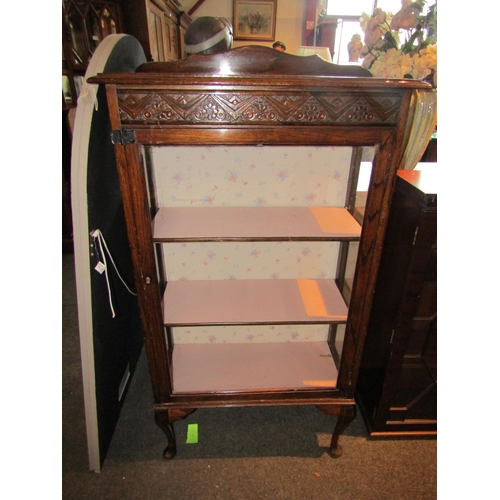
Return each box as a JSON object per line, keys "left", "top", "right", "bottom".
{"left": 233, "top": 0, "right": 277, "bottom": 41}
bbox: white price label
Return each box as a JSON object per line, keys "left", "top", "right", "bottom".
{"left": 95, "top": 261, "right": 106, "bottom": 274}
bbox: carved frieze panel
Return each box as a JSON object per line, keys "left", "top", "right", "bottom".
{"left": 117, "top": 91, "right": 402, "bottom": 126}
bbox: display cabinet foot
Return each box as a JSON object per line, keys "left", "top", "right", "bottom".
{"left": 154, "top": 408, "right": 196, "bottom": 460}
{"left": 316, "top": 404, "right": 356, "bottom": 457}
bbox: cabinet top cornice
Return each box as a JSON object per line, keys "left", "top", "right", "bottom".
{"left": 87, "top": 45, "right": 431, "bottom": 92}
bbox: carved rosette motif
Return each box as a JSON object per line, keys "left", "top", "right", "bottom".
{"left": 118, "top": 91, "right": 401, "bottom": 126}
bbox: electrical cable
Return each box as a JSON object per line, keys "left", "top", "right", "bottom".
{"left": 90, "top": 229, "right": 137, "bottom": 318}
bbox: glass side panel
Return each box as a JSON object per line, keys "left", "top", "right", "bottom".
{"left": 332, "top": 148, "right": 374, "bottom": 357}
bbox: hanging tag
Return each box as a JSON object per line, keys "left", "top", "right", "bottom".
{"left": 95, "top": 261, "right": 106, "bottom": 274}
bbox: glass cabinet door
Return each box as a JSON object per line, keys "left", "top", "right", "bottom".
{"left": 142, "top": 144, "right": 373, "bottom": 394}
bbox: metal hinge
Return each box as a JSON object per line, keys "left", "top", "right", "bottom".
{"left": 111, "top": 129, "right": 136, "bottom": 145}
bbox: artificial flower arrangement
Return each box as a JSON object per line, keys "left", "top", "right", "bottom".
{"left": 359, "top": 0, "right": 437, "bottom": 83}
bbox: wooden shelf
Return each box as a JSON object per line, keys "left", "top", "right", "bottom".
{"left": 172, "top": 341, "right": 338, "bottom": 393}
{"left": 153, "top": 206, "right": 361, "bottom": 242}
{"left": 163, "top": 279, "right": 348, "bottom": 326}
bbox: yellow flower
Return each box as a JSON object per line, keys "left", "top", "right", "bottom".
{"left": 411, "top": 44, "right": 437, "bottom": 79}
{"left": 371, "top": 48, "right": 406, "bottom": 78}
{"left": 420, "top": 44, "right": 437, "bottom": 61}
{"left": 400, "top": 52, "right": 414, "bottom": 75}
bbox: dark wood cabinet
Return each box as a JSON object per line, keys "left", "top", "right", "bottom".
{"left": 88, "top": 46, "right": 431, "bottom": 458}
{"left": 62, "top": 1, "right": 191, "bottom": 105}
{"left": 62, "top": 1, "right": 191, "bottom": 251}
{"left": 63, "top": 0, "right": 124, "bottom": 107}
{"left": 317, "top": 16, "right": 338, "bottom": 61}
{"left": 356, "top": 168, "right": 437, "bottom": 437}
{"left": 62, "top": 1, "right": 126, "bottom": 251}
{"left": 119, "top": 0, "right": 191, "bottom": 62}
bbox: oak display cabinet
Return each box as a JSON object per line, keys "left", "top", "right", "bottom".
{"left": 88, "top": 46, "right": 430, "bottom": 459}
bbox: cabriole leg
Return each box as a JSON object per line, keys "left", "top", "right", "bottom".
{"left": 154, "top": 408, "right": 196, "bottom": 460}
{"left": 316, "top": 404, "right": 356, "bottom": 457}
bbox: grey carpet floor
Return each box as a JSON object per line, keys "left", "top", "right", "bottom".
{"left": 62, "top": 252, "right": 437, "bottom": 499}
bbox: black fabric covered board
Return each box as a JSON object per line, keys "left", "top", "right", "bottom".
{"left": 84, "top": 35, "right": 146, "bottom": 469}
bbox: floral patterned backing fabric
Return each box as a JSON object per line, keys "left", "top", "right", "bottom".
{"left": 152, "top": 145, "right": 352, "bottom": 208}
{"left": 151, "top": 145, "right": 356, "bottom": 344}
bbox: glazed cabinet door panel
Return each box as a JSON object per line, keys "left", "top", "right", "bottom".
{"left": 147, "top": 1, "right": 168, "bottom": 62}
{"left": 163, "top": 12, "right": 179, "bottom": 61}
{"left": 356, "top": 168, "right": 437, "bottom": 437}
{"left": 146, "top": 144, "right": 362, "bottom": 394}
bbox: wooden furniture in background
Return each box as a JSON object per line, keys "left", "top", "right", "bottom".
{"left": 62, "top": 1, "right": 125, "bottom": 251}
{"left": 62, "top": 0, "right": 124, "bottom": 107}
{"left": 89, "top": 46, "right": 431, "bottom": 459}
{"left": 119, "top": 0, "right": 191, "bottom": 62}
{"left": 178, "top": 9, "right": 192, "bottom": 59}
{"left": 62, "top": 1, "right": 191, "bottom": 251}
{"left": 62, "top": 0, "right": 192, "bottom": 104}
{"left": 356, "top": 168, "right": 437, "bottom": 437}
{"left": 317, "top": 16, "right": 338, "bottom": 61}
